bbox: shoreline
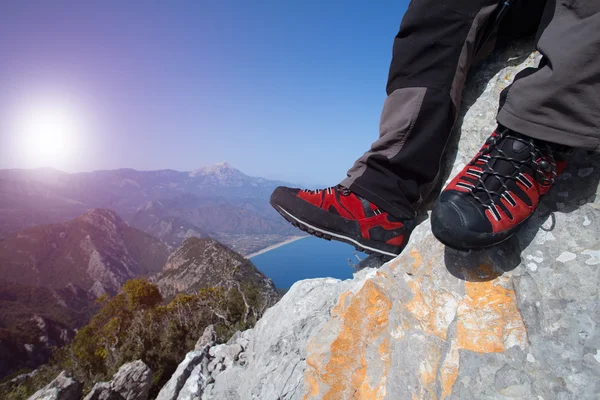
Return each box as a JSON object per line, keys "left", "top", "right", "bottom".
{"left": 246, "top": 235, "right": 309, "bottom": 259}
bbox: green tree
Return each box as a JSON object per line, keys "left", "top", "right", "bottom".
{"left": 122, "top": 279, "right": 163, "bottom": 310}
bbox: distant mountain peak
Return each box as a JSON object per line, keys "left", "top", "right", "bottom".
{"left": 215, "top": 161, "right": 233, "bottom": 168}
{"left": 189, "top": 162, "right": 244, "bottom": 178}
{"left": 76, "top": 208, "right": 125, "bottom": 231}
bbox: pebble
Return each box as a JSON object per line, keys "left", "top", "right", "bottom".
{"left": 556, "top": 252, "right": 577, "bottom": 263}
{"left": 583, "top": 216, "right": 591, "bottom": 226}
{"left": 527, "top": 263, "right": 538, "bottom": 272}
{"left": 581, "top": 250, "right": 600, "bottom": 265}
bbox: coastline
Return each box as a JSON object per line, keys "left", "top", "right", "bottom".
{"left": 246, "top": 235, "right": 309, "bottom": 259}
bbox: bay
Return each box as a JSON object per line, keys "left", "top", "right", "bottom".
{"left": 249, "top": 236, "right": 366, "bottom": 289}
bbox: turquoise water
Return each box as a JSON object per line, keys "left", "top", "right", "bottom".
{"left": 250, "top": 236, "right": 366, "bottom": 289}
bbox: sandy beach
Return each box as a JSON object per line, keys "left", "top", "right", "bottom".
{"left": 246, "top": 235, "right": 309, "bottom": 258}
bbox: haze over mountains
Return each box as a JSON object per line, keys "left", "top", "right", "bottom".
{"left": 0, "top": 162, "right": 302, "bottom": 254}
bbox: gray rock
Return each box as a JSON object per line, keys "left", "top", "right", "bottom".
{"left": 225, "top": 331, "right": 242, "bottom": 346}
{"left": 195, "top": 325, "right": 217, "bottom": 350}
{"left": 201, "top": 367, "right": 243, "bottom": 400}
{"left": 156, "top": 351, "right": 207, "bottom": 400}
{"left": 207, "top": 358, "right": 219, "bottom": 374}
{"left": 83, "top": 360, "right": 152, "bottom": 400}
{"left": 196, "top": 40, "right": 600, "bottom": 400}
{"left": 221, "top": 344, "right": 243, "bottom": 369}
{"left": 28, "top": 371, "right": 82, "bottom": 400}
{"left": 208, "top": 344, "right": 225, "bottom": 359}
{"left": 216, "top": 277, "right": 352, "bottom": 399}
{"left": 110, "top": 360, "right": 152, "bottom": 400}
{"left": 175, "top": 363, "right": 209, "bottom": 400}
{"left": 83, "top": 382, "right": 120, "bottom": 400}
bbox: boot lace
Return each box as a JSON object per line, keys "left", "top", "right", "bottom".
{"left": 466, "top": 128, "right": 557, "bottom": 216}
{"left": 303, "top": 185, "right": 351, "bottom": 196}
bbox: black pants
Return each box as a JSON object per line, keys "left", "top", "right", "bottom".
{"left": 340, "top": 0, "right": 600, "bottom": 219}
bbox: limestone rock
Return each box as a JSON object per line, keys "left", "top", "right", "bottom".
{"left": 82, "top": 382, "right": 119, "bottom": 400}
{"left": 110, "top": 360, "right": 152, "bottom": 400}
{"left": 83, "top": 360, "right": 152, "bottom": 400}
{"left": 175, "top": 363, "right": 209, "bottom": 400}
{"left": 195, "top": 325, "right": 217, "bottom": 350}
{"left": 28, "top": 371, "right": 82, "bottom": 400}
{"left": 195, "top": 40, "right": 600, "bottom": 399}
{"left": 156, "top": 351, "right": 207, "bottom": 400}
{"left": 156, "top": 325, "right": 259, "bottom": 400}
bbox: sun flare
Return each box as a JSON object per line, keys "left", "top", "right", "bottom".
{"left": 12, "top": 98, "right": 85, "bottom": 168}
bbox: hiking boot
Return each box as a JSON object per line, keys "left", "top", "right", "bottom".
{"left": 431, "top": 127, "right": 567, "bottom": 250}
{"left": 270, "top": 185, "right": 414, "bottom": 258}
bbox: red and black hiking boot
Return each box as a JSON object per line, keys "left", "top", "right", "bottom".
{"left": 270, "top": 185, "right": 414, "bottom": 258}
{"left": 431, "top": 127, "right": 568, "bottom": 250}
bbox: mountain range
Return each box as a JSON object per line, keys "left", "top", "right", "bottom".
{"left": 0, "top": 208, "right": 169, "bottom": 296}
{"left": 0, "top": 209, "right": 279, "bottom": 379}
{"left": 0, "top": 163, "right": 296, "bottom": 379}
{"left": 0, "top": 162, "right": 302, "bottom": 254}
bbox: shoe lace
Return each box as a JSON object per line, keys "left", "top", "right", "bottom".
{"left": 304, "top": 185, "right": 351, "bottom": 196}
{"left": 467, "top": 128, "right": 557, "bottom": 211}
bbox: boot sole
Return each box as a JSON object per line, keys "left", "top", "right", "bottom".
{"left": 273, "top": 204, "right": 400, "bottom": 258}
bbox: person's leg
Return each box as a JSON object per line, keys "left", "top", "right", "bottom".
{"left": 497, "top": 0, "right": 600, "bottom": 150}
{"left": 341, "top": 0, "right": 504, "bottom": 220}
{"left": 271, "top": 0, "right": 514, "bottom": 257}
{"left": 432, "top": 0, "right": 600, "bottom": 250}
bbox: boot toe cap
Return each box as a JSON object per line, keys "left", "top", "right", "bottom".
{"left": 431, "top": 191, "right": 493, "bottom": 250}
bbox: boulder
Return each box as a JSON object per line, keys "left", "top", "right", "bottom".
{"left": 174, "top": 363, "right": 210, "bottom": 400}
{"left": 82, "top": 382, "right": 120, "bottom": 400}
{"left": 83, "top": 360, "right": 152, "bottom": 400}
{"left": 208, "top": 277, "right": 353, "bottom": 399}
{"left": 110, "top": 360, "right": 152, "bottom": 400}
{"left": 156, "top": 351, "right": 207, "bottom": 400}
{"left": 195, "top": 325, "right": 217, "bottom": 350}
{"left": 28, "top": 371, "right": 82, "bottom": 400}
{"left": 197, "top": 40, "right": 600, "bottom": 399}
{"left": 156, "top": 324, "right": 260, "bottom": 400}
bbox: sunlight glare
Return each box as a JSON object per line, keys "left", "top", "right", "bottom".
{"left": 12, "top": 97, "right": 85, "bottom": 169}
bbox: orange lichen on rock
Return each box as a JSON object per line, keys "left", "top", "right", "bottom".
{"left": 303, "top": 280, "right": 392, "bottom": 400}
{"left": 439, "top": 339, "right": 460, "bottom": 399}
{"left": 456, "top": 276, "right": 528, "bottom": 353}
{"left": 419, "top": 351, "right": 440, "bottom": 392}
{"left": 403, "top": 250, "right": 458, "bottom": 341}
{"left": 405, "top": 277, "right": 458, "bottom": 341}
{"left": 331, "top": 291, "right": 352, "bottom": 318}
{"left": 410, "top": 249, "right": 423, "bottom": 271}
{"left": 304, "top": 372, "right": 321, "bottom": 399}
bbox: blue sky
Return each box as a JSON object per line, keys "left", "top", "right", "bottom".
{"left": 0, "top": 0, "right": 409, "bottom": 186}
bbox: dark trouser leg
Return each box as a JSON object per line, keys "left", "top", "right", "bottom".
{"left": 341, "top": 0, "right": 543, "bottom": 219}
{"left": 497, "top": 1, "right": 600, "bottom": 151}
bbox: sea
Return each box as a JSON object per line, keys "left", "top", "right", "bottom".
{"left": 250, "top": 236, "right": 366, "bottom": 289}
